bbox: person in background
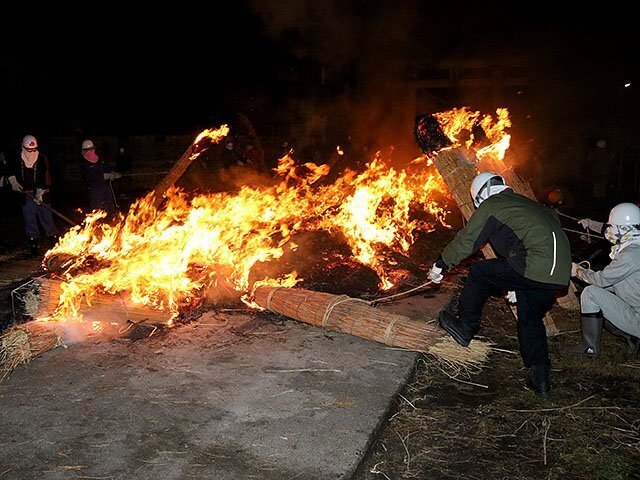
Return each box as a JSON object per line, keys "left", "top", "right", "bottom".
{"left": 588, "top": 139, "right": 615, "bottom": 214}
{"left": 220, "top": 139, "right": 246, "bottom": 168}
{"left": 0, "top": 151, "right": 8, "bottom": 189}
{"left": 0, "top": 151, "right": 13, "bottom": 253}
{"left": 568, "top": 202, "right": 640, "bottom": 356}
{"left": 243, "top": 142, "right": 268, "bottom": 173}
{"left": 7, "top": 135, "right": 58, "bottom": 256}
{"left": 115, "top": 144, "right": 133, "bottom": 199}
{"left": 429, "top": 171, "right": 571, "bottom": 398}
{"left": 80, "top": 139, "right": 120, "bottom": 214}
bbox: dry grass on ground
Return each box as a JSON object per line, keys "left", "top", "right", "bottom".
{"left": 355, "top": 298, "right": 640, "bottom": 480}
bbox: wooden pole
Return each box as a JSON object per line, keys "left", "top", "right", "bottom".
{"left": 152, "top": 125, "right": 229, "bottom": 207}
{"left": 151, "top": 142, "right": 200, "bottom": 207}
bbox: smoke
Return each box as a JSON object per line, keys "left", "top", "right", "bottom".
{"left": 248, "top": 0, "right": 442, "bottom": 159}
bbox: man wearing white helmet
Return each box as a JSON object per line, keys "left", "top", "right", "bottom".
{"left": 568, "top": 202, "right": 640, "bottom": 356}
{"left": 79, "top": 139, "right": 120, "bottom": 213}
{"left": 428, "top": 171, "right": 572, "bottom": 398}
{"left": 7, "top": 134, "right": 58, "bottom": 256}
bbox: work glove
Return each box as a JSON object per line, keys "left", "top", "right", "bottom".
{"left": 427, "top": 264, "right": 443, "bottom": 284}
{"left": 506, "top": 291, "right": 517, "bottom": 304}
{"left": 103, "top": 172, "right": 122, "bottom": 181}
{"left": 578, "top": 218, "right": 603, "bottom": 232}
{"left": 8, "top": 175, "right": 23, "bottom": 192}
{"left": 35, "top": 188, "right": 45, "bottom": 205}
{"left": 571, "top": 262, "right": 582, "bottom": 278}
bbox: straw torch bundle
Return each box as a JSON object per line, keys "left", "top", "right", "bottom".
{"left": 253, "top": 285, "right": 491, "bottom": 368}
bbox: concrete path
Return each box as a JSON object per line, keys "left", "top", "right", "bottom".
{"left": 0, "top": 292, "right": 448, "bottom": 479}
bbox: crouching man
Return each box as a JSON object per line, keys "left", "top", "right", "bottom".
{"left": 568, "top": 202, "right": 640, "bottom": 356}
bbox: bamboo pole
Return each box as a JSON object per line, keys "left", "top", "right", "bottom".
{"left": 253, "top": 286, "right": 491, "bottom": 367}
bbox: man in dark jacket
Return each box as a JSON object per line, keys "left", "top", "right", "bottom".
{"left": 80, "top": 139, "right": 120, "bottom": 213}
{"left": 7, "top": 135, "right": 58, "bottom": 256}
{"left": 428, "top": 171, "right": 571, "bottom": 398}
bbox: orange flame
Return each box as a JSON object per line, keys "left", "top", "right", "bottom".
{"left": 44, "top": 108, "right": 514, "bottom": 322}
{"left": 433, "top": 107, "right": 511, "bottom": 163}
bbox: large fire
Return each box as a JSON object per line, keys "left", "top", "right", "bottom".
{"left": 44, "top": 108, "right": 512, "bottom": 323}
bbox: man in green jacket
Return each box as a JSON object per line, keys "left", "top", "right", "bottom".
{"left": 428, "top": 172, "right": 571, "bottom": 398}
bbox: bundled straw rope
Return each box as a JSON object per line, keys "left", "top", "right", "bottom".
{"left": 254, "top": 286, "right": 491, "bottom": 368}
{"left": 0, "top": 321, "right": 62, "bottom": 380}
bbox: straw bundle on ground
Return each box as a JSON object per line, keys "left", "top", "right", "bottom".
{"left": 1, "top": 276, "right": 175, "bottom": 380}
{"left": 0, "top": 321, "right": 62, "bottom": 380}
{"left": 253, "top": 286, "right": 491, "bottom": 367}
{"left": 29, "top": 277, "right": 173, "bottom": 325}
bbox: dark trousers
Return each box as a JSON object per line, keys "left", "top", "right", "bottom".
{"left": 89, "top": 183, "right": 116, "bottom": 213}
{"left": 21, "top": 195, "right": 58, "bottom": 239}
{"left": 457, "top": 259, "right": 563, "bottom": 369}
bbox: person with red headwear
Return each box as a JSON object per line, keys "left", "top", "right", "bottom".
{"left": 80, "top": 139, "right": 120, "bottom": 214}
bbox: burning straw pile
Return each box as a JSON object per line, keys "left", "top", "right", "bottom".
{"left": 0, "top": 276, "right": 177, "bottom": 381}
{"left": 253, "top": 285, "right": 492, "bottom": 369}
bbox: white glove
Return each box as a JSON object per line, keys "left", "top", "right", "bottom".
{"left": 103, "top": 172, "right": 117, "bottom": 180}
{"left": 506, "top": 291, "right": 517, "bottom": 304}
{"left": 578, "top": 218, "right": 603, "bottom": 232}
{"left": 571, "top": 262, "right": 582, "bottom": 277}
{"left": 35, "top": 188, "right": 45, "bottom": 204}
{"left": 8, "top": 175, "right": 23, "bottom": 192}
{"left": 427, "top": 265, "right": 443, "bottom": 284}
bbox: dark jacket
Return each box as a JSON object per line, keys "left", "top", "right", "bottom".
{"left": 437, "top": 189, "right": 571, "bottom": 286}
{"left": 9, "top": 153, "right": 52, "bottom": 192}
{"left": 80, "top": 156, "right": 116, "bottom": 188}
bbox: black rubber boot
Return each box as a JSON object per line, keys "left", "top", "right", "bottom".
{"left": 604, "top": 320, "right": 640, "bottom": 355}
{"left": 28, "top": 237, "right": 39, "bottom": 258}
{"left": 45, "top": 235, "right": 59, "bottom": 249}
{"left": 565, "top": 313, "right": 604, "bottom": 357}
{"left": 438, "top": 309, "right": 472, "bottom": 347}
{"left": 526, "top": 363, "right": 551, "bottom": 399}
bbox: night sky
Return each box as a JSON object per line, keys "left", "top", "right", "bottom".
{"left": 1, "top": 2, "right": 638, "bottom": 155}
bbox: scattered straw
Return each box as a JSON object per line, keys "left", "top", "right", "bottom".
{"left": 0, "top": 321, "right": 62, "bottom": 380}
{"left": 426, "top": 335, "right": 493, "bottom": 371}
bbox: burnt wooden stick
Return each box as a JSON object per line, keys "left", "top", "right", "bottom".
{"left": 151, "top": 142, "right": 200, "bottom": 208}
{"left": 432, "top": 149, "right": 560, "bottom": 336}
{"left": 152, "top": 125, "right": 230, "bottom": 207}
{"left": 254, "top": 285, "right": 445, "bottom": 352}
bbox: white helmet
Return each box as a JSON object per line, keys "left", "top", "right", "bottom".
{"left": 21, "top": 135, "right": 38, "bottom": 149}
{"left": 608, "top": 202, "right": 640, "bottom": 226}
{"left": 81, "top": 139, "right": 95, "bottom": 151}
{"left": 470, "top": 171, "right": 507, "bottom": 207}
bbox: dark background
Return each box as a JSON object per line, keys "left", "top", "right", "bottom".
{"left": 1, "top": 1, "right": 639, "bottom": 211}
